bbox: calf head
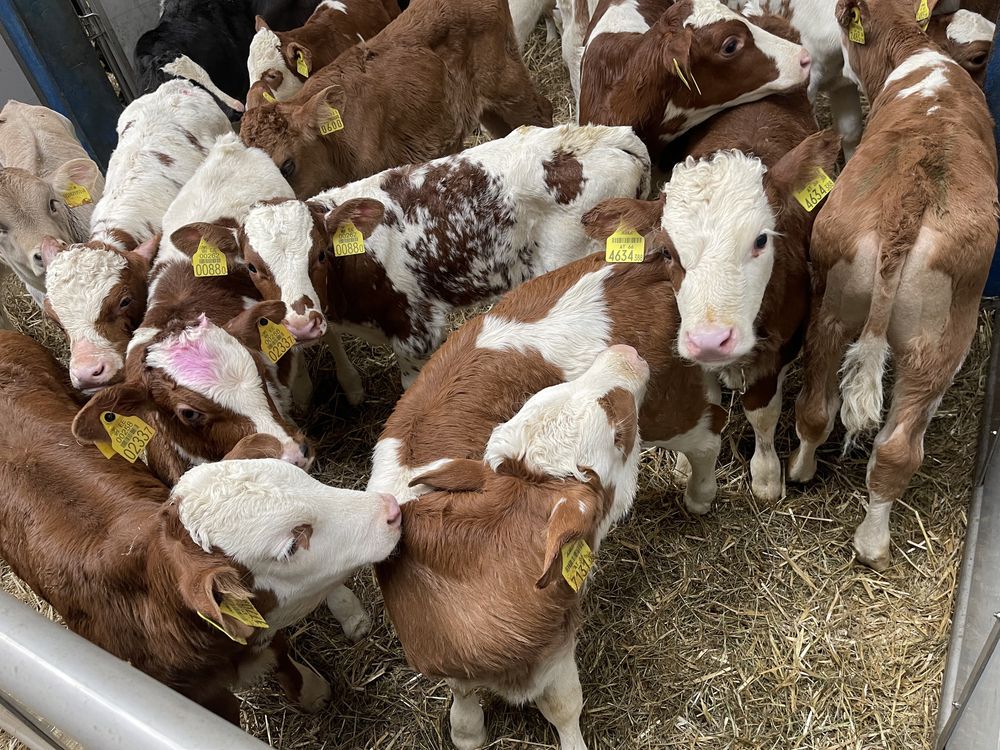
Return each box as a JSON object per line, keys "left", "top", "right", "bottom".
{"left": 0, "top": 161, "right": 100, "bottom": 302}
{"left": 188, "top": 197, "right": 384, "bottom": 343}
{"left": 172, "top": 445, "right": 401, "bottom": 622}
{"left": 926, "top": 9, "right": 994, "bottom": 87}
{"left": 624, "top": 0, "right": 812, "bottom": 138}
{"left": 240, "top": 84, "right": 355, "bottom": 198}
{"left": 247, "top": 18, "right": 307, "bottom": 101}
{"left": 584, "top": 130, "right": 841, "bottom": 368}
{"left": 43, "top": 238, "right": 158, "bottom": 391}
{"left": 72, "top": 305, "right": 312, "bottom": 483}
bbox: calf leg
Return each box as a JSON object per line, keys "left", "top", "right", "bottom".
{"left": 743, "top": 365, "right": 789, "bottom": 502}
{"left": 447, "top": 680, "right": 487, "bottom": 750}
{"left": 326, "top": 584, "right": 372, "bottom": 642}
{"left": 534, "top": 640, "right": 587, "bottom": 750}
{"left": 324, "top": 330, "right": 364, "bottom": 405}
{"left": 827, "top": 80, "right": 864, "bottom": 159}
{"left": 289, "top": 349, "right": 313, "bottom": 411}
{"left": 270, "top": 632, "right": 332, "bottom": 713}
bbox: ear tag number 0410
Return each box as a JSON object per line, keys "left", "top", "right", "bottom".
{"left": 561, "top": 539, "right": 594, "bottom": 592}
{"left": 192, "top": 237, "right": 228, "bottom": 277}
{"left": 849, "top": 8, "right": 865, "bottom": 44}
{"left": 197, "top": 594, "right": 269, "bottom": 645}
{"left": 793, "top": 168, "right": 836, "bottom": 212}
{"left": 63, "top": 181, "right": 93, "bottom": 208}
{"left": 96, "top": 412, "right": 155, "bottom": 463}
{"left": 332, "top": 221, "right": 365, "bottom": 257}
{"left": 258, "top": 318, "right": 296, "bottom": 363}
{"left": 320, "top": 106, "right": 344, "bottom": 136}
{"left": 605, "top": 227, "right": 645, "bottom": 263}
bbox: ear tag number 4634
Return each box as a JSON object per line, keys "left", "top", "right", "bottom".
{"left": 96, "top": 412, "right": 155, "bottom": 462}
{"left": 258, "top": 318, "right": 296, "bottom": 363}
{"left": 794, "top": 168, "right": 836, "bottom": 212}
{"left": 605, "top": 227, "right": 645, "bottom": 263}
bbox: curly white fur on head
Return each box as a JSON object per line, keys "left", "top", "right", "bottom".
{"left": 247, "top": 29, "right": 304, "bottom": 101}
{"left": 947, "top": 9, "right": 995, "bottom": 44}
{"left": 661, "top": 150, "right": 776, "bottom": 368}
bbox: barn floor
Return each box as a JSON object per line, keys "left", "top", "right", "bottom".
{"left": 1, "top": 27, "right": 990, "bottom": 750}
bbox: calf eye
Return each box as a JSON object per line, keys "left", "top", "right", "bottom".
{"left": 721, "top": 36, "right": 742, "bottom": 56}
{"left": 176, "top": 406, "right": 204, "bottom": 425}
{"left": 119, "top": 296, "right": 132, "bottom": 309}
{"left": 754, "top": 234, "right": 768, "bottom": 251}
{"left": 971, "top": 53, "right": 988, "bottom": 66}
{"left": 247, "top": 262, "right": 258, "bottom": 274}
{"left": 48, "top": 199, "right": 59, "bottom": 213}
{"left": 280, "top": 159, "right": 295, "bottom": 178}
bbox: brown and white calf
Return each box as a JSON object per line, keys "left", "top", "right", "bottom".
{"left": 239, "top": 0, "right": 553, "bottom": 198}
{"left": 788, "top": 0, "right": 998, "bottom": 570}
{"left": 927, "top": 9, "right": 995, "bottom": 87}
{"left": 0, "top": 330, "right": 400, "bottom": 723}
{"left": 221, "top": 124, "right": 649, "bottom": 397}
{"left": 377, "top": 346, "right": 647, "bottom": 750}
{"left": 247, "top": 0, "right": 401, "bottom": 101}
{"left": 41, "top": 80, "right": 231, "bottom": 391}
{"left": 0, "top": 101, "right": 105, "bottom": 313}
{"left": 577, "top": 0, "right": 812, "bottom": 163}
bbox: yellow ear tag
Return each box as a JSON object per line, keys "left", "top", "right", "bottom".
{"left": 192, "top": 237, "right": 228, "bottom": 278}
{"left": 63, "top": 181, "right": 93, "bottom": 208}
{"left": 561, "top": 539, "right": 594, "bottom": 592}
{"left": 296, "top": 51, "right": 310, "bottom": 77}
{"left": 916, "top": 0, "right": 930, "bottom": 29}
{"left": 219, "top": 594, "right": 269, "bottom": 629}
{"left": 258, "top": 318, "right": 296, "bottom": 363}
{"left": 605, "top": 227, "right": 645, "bottom": 263}
{"left": 793, "top": 167, "right": 836, "bottom": 212}
{"left": 332, "top": 221, "right": 365, "bottom": 257}
{"left": 849, "top": 8, "right": 866, "bottom": 43}
{"left": 197, "top": 610, "right": 247, "bottom": 644}
{"left": 319, "top": 106, "right": 344, "bottom": 136}
{"left": 99, "top": 412, "right": 155, "bottom": 463}
{"left": 95, "top": 440, "right": 116, "bottom": 459}
{"left": 262, "top": 90, "right": 276, "bottom": 103}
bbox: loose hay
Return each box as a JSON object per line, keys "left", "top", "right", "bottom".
{"left": 0, "top": 25, "right": 988, "bottom": 750}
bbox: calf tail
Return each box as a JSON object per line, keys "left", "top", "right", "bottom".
{"left": 838, "top": 206, "right": 922, "bottom": 448}
{"left": 161, "top": 54, "right": 245, "bottom": 114}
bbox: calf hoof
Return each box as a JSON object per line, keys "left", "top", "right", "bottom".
{"left": 671, "top": 453, "right": 692, "bottom": 485}
{"left": 451, "top": 725, "right": 487, "bottom": 750}
{"left": 683, "top": 489, "right": 714, "bottom": 516}
{"left": 338, "top": 371, "right": 365, "bottom": 406}
{"left": 787, "top": 448, "right": 817, "bottom": 484}
{"left": 751, "top": 475, "right": 782, "bottom": 503}
{"left": 853, "top": 527, "right": 891, "bottom": 572}
{"left": 299, "top": 669, "right": 332, "bottom": 713}
{"left": 344, "top": 383, "right": 366, "bottom": 407}
{"left": 340, "top": 609, "right": 372, "bottom": 642}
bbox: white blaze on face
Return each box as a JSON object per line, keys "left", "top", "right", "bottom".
{"left": 948, "top": 9, "right": 995, "bottom": 44}
{"left": 145, "top": 316, "right": 306, "bottom": 466}
{"left": 485, "top": 345, "right": 648, "bottom": 514}
{"left": 173, "top": 458, "right": 401, "bottom": 626}
{"left": 244, "top": 201, "right": 325, "bottom": 337}
{"left": 661, "top": 151, "right": 776, "bottom": 367}
{"left": 247, "top": 29, "right": 304, "bottom": 100}
{"left": 45, "top": 245, "right": 128, "bottom": 388}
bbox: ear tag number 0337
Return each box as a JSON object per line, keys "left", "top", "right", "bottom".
{"left": 192, "top": 237, "right": 228, "bottom": 277}
{"left": 197, "top": 594, "right": 269, "bottom": 645}
{"left": 561, "top": 539, "right": 594, "bottom": 592}
{"left": 605, "top": 227, "right": 645, "bottom": 263}
{"left": 793, "top": 168, "right": 836, "bottom": 212}
{"left": 849, "top": 8, "right": 865, "bottom": 44}
{"left": 63, "top": 181, "right": 93, "bottom": 208}
{"left": 320, "top": 106, "right": 344, "bottom": 136}
{"left": 258, "top": 318, "right": 296, "bottom": 363}
{"left": 332, "top": 221, "right": 365, "bottom": 257}
{"left": 96, "top": 412, "right": 155, "bottom": 463}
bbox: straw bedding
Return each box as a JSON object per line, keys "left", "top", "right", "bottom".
{"left": 1, "top": 25, "right": 989, "bottom": 750}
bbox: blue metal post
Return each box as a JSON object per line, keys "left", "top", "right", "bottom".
{"left": 983, "top": 14, "right": 1000, "bottom": 295}
{"left": 0, "top": 0, "right": 123, "bottom": 169}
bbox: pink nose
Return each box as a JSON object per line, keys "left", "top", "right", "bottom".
{"left": 283, "top": 314, "right": 325, "bottom": 343}
{"left": 685, "top": 327, "right": 737, "bottom": 360}
{"left": 280, "top": 440, "right": 314, "bottom": 469}
{"left": 799, "top": 50, "right": 812, "bottom": 72}
{"left": 382, "top": 493, "right": 401, "bottom": 526}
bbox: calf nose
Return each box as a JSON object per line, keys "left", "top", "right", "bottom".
{"left": 281, "top": 437, "right": 314, "bottom": 469}
{"left": 685, "top": 326, "right": 737, "bottom": 361}
{"left": 381, "top": 493, "right": 401, "bottom": 526}
{"left": 70, "top": 360, "right": 117, "bottom": 391}
{"left": 39, "top": 236, "right": 66, "bottom": 268}
{"left": 284, "top": 313, "right": 325, "bottom": 343}
{"left": 799, "top": 49, "right": 812, "bottom": 73}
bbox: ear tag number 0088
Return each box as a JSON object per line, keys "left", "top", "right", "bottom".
{"left": 605, "top": 228, "right": 645, "bottom": 263}
{"left": 96, "top": 412, "right": 155, "bottom": 463}
{"left": 561, "top": 539, "right": 594, "bottom": 592}
{"left": 258, "top": 318, "right": 296, "bottom": 363}
{"left": 332, "top": 221, "right": 365, "bottom": 257}
{"left": 793, "top": 168, "right": 836, "bottom": 212}
{"left": 192, "top": 238, "right": 228, "bottom": 277}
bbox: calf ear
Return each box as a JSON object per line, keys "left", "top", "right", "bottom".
{"left": 223, "top": 433, "right": 285, "bottom": 461}
{"left": 323, "top": 198, "right": 385, "bottom": 239}
{"left": 171, "top": 222, "right": 240, "bottom": 258}
{"left": 39, "top": 236, "right": 67, "bottom": 269}
{"left": 130, "top": 233, "right": 160, "bottom": 264}
{"left": 536, "top": 483, "right": 601, "bottom": 589}
{"left": 836, "top": 0, "right": 868, "bottom": 30}
{"left": 582, "top": 196, "right": 664, "bottom": 242}
{"left": 285, "top": 42, "right": 312, "bottom": 77}
{"left": 223, "top": 300, "right": 287, "bottom": 348}
{"left": 767, "top": 129, "right": 842, "bottom": 209}
{"left": 49, "top": 157, "right": 102, "bottom": 199}
{"left": 72, "top": 382, "right": 153, "bottom": 444}
{"left": 254, "top": 14, "right": 270, "bottom": 31}
{"left": 301, "top": 85, "right": 347, "bottom": 135}
{"left": 659, "top": 6, "right": 694, "bottom": 84}
{"left": 409, "top": 459, "right": 488, "bottom": 492}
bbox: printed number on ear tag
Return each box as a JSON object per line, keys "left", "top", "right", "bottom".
{"left": 319, "top": 106, "right": 344, "bottom": 136}
{"left": 916, "top": 0, "right": 930, "bottom": 29}
{"left": 849, "top": 8, "right": 865, "bottom": 44}
{"left": 605, "top": 228, "right": 645, "bottom": 263}
{"left": 197, "top": 595, "right": 268, "bottom": 645}
{"left": 63, "top": 181, "right": 92, "bottom": 208}
{"left": 793, "top": 168, "right": 836, "bottom": 212}
{"left": 296, "top": 51, "right": 310, "bottom": 78}
{"left": 99, "top": 412, "right": 155, "bottom": 463}
{"left": 262, "top": 90, "right": 276, "bottom": 103}
{"left": 332, "top": 221, "right": 365, "bottom": 257}
{"left": 258, "top": 318, "right": 296, "bottom": 363}
{"left": 561, "top": 539, "right": 594, "bottom": 592}
{"left": 192, "top": 238, "right": 228, "bottom": 277}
